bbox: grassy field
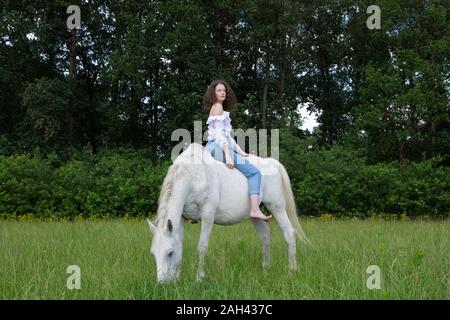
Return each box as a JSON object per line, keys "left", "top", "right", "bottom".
{"left": 0, "top": 218, "right": 448, "bottom": 299}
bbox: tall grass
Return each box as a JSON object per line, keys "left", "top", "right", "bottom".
{"left": 0, "top": 219, "right": 448, "bottom": 299}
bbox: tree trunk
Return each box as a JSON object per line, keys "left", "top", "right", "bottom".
{"left": 111, "top": 9, "right": 124, "bottom": 138}
{"left": 279, "top": 34, "right": 291, "bottom": 97}
{"left": 399, "top": 141, "right": 405, "bottom": 166}
{"left": 129, "top": 87, "right": 140, "bottom": 147}
{"left": 262, "top": 46, "right": 270, "bottom": 129}
{"left": 150, "top": 67, "right": 160, "bottom": 163}
{"left": 87, "top": 85, "right": 98, "bottom": 154}
{"left": 430, "top": 119, "right": 436, "bottom": 156}
{"left": 68, "top": 29, "right": 77, "bottom": 139}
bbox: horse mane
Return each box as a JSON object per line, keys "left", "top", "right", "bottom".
{"left": 155, "top": 143, "right": 208, "bottom": 230}
{"left": 155, "top": 163, "right": 180, "bottom": 229}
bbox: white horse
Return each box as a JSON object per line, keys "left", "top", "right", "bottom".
{"left": 146, "top": 142, "right": 311, "bottom": 282}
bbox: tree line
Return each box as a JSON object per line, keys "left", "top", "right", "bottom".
{"left": 0, "top": 0, "right": 449, "bottom": 217}
{"left": 1, "top": 0, "right": 448, "bottom": 164}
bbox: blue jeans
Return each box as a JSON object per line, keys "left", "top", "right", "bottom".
{"left": 205, "top": 139, "right": 261, "bottom": 195}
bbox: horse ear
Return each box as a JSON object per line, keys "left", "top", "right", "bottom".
{"left": 167, "top": 219, "right": 173, "bottom": 233}
{"left": 146, "top": 218, "right": 157, "bottom": 234}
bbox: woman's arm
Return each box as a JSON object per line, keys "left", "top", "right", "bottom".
{"left": 228, "top": 136, "right": 244, "bottom": 154}
{"left": 221, "top": 144, "right": 234, "bottom": 169}
{"left": 228, "top": 138, "right": 252, "bottom": 157}
{"left": 208, "top": 117, "right": 235, "bottom": 168}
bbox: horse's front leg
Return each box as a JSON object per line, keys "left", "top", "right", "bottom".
{"left": 196, "top": 207, "right": 215, "bottom": 281}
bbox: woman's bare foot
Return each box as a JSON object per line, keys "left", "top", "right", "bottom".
{"left": 250, "top": 210, "right": 272, "bottom": 221}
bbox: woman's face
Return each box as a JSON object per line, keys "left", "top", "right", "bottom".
{"left": 214, "top": 83, "right": 226, "bottom": 103}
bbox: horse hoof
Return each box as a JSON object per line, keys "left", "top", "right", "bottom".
{"left": 289, "top": 262, "right": 298, "bottom": 272}
{"left": 196, "top": 272, "right": 205, "bottom": 282}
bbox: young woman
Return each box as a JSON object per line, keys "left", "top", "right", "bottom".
{"left": 203, "top": 80, "right": 272, "bottom": 222}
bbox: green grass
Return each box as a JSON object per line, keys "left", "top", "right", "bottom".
{"left": 0, "top": 219, "right": 449, "bottom": 299}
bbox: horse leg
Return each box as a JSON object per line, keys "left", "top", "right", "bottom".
{"left": 266, "top": 203, "right": 297, "bottom": 272}
{"left": 251, "top": 219, "right": 271, "bottom": 272}
{"left": 196, "top": 212, "right": 214, "bottom": 281}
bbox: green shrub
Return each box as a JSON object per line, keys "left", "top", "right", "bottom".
{"left": 0, "top": 150, "right": 170, "bottom": 217}
{"left": 279, "top": 129, "right": 449, "bottom": 217}
{"left": 0, "top": 134, "right": 448, "bottom": 218}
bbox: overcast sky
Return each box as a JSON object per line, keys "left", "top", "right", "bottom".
{"left": 298, "top": 105, "right": 319, "bottom": 132}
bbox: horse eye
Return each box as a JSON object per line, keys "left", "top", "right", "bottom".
{"left": 168, "top": 251, "right": 174, "bottom": 258}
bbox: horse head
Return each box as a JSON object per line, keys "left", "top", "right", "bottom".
{"left": 147, "top": 218, "right": 183, "bottom": 283}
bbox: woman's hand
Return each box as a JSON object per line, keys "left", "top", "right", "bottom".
{"left": 225, "top": 154, "right": 234, "bottom": 169}
{"left": 222, "top": 145, "right": 234, "bottom": 169}
{"left": 239, "top": 150, "right": 253, "bottom": 157}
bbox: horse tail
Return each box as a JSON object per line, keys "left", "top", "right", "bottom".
{"left": 275, "top": 159, "right": 312, "bottom": 246}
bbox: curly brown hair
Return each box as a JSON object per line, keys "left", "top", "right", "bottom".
{"left": 202, "top": 79, "right": 237, "bottom": 112}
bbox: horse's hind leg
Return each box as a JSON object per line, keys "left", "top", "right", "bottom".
{"left": 251, "top": 220, "right": 271, "bottom": 272}
{"left": 265, "top": 203, "right": 297, "bottom": 272}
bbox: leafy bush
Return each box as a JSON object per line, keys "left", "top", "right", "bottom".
{"left": 0, "top": 132, "right": 448, "bottom": 218}
{"left": 0, "top": 149, "right": 170, "bottom": 217}
{"left": 279, "top": 129, "right": 449, "bottom": 217}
